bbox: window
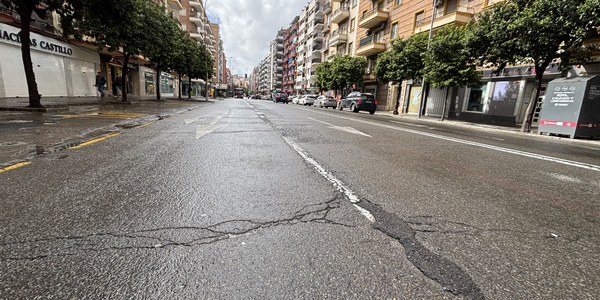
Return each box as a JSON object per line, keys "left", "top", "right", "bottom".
{"left": 350, "top": 18, "right": 355, "bottom": 32}
{"left": 414, "top": 11, "right": 425, "bottom": 28}
{"left": 466, "top": 84, "right": 486, "bottom": 112}
{"left": 391, "top": 22, "right": 398, "bottom": 39}
{"left": 352, "top": 0, "right": 358, "bottom": 7}
{"left": 348, "top": 42, "right": 353, "bottom": 55}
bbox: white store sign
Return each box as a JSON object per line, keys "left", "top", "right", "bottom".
{"left": 0, "top": 23, "right": 100, "bottom": 98}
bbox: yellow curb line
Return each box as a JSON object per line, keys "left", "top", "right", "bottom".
{"left": 0, "top": 162, "right": 32, "bottom": 174}
{"left": 70, "top": 133, "right": 121, "bottom": 149}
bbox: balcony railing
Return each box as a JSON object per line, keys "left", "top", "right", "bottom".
{"left": 359, "top": 9, "right": 389, "bottom": 29}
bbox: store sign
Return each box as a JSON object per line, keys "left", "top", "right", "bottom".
{"left": 0, "top": 28, "right": 73, "bottom": 56}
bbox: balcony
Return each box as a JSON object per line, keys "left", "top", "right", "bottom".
{"left": 324, "top": 1, "right": 332, "bottom": 14}
{"left": 329, "top": 30, "right": 347, "bottom": 47}
{"left": 323, "top": 23, "right": 331, "bottom": 33}
{"left": 414, "top": 6, "right": 475, "bottom": 33}
{"left": 190, "top": 15, "right": 203, "bottom": 26}
{"left": 167, "top": 0, "right": 183, "bottom": 10}
{"left": 358, "top": 9, "right": 389, "bottom": 29}
{"left": 189, "top": 1, "right": 202, "bottom": 7}
{"left": 355, "top": 35, "right": 386, "bottom": 57}
{"left": 190, "top": 32, "right": 203, "bottom": 41}
{"left": 331, "top": 6, "right": 350, "bottom": 24}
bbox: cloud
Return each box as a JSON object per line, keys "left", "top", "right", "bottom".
{"left": 206, "top": 0, "right": 307, "bottom": 76}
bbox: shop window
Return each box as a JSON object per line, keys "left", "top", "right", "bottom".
{"left": 489, "top": 81, "right": 521, "bottom": 116}
{"left": 144, "top": 72, "right": 155, "bottom": 94}
{"left": 466, "top": 84, "right": 486, "bottom": 112}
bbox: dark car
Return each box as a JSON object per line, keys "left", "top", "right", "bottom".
{"left": 338, "top": 92, "right": 377, "bottom": 114}
{"left": 274, "top": 93, "right": 289, "bottom": 103}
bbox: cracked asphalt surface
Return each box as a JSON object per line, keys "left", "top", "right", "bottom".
{"left": 1, "top": 98, "right": 599, "bottom": 299}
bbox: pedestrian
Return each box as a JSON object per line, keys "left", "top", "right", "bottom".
{"left": 114, "top": 74, "right": 122, "bottom": 97}
{"left": 95, "top": 71, "right": 106, "bottom": 97}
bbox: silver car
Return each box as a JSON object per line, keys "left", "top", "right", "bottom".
{"left": 315, "top": 95, "right": 337, "bottom": 108}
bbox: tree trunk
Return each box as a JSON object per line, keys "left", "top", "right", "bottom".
{"left": 121, "top": 54, "right": 130, "bottom": 102}
{"left": 188, "top": 77, "right": 192, "bottom": 99}
{"left": 521, "top": 60, "right": 550, "bottom": 132}
{"left": 18, "top": 13, "right": 43, "bottom": 108}
{"left": 393, "top": 83, "right": 401, "bottom": 115}
{"left": 178, "top": 74, "right": 182, "bottom": 100}
{"left": 155, "top": 61, "right": 161, "bottom": 101}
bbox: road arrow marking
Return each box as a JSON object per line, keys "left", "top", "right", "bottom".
{"left": 308, "top": 117, "right": 372, "bottom": 138}
{"left": 196, "top": 124, "right": 223, "bottom": 139}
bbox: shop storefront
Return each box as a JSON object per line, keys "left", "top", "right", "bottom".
{"left": 0, "top": 23, "right": 100, "bottom": 98}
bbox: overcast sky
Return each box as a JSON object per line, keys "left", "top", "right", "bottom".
{"left": 206, "top": 0, "right": 308, "bottom": 76}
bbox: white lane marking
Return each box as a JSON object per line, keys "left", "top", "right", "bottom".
{"left": 547, "top": 173, "right": 583, "bottom": 183}
{"left": 310, "top": 111, "right": 600, "bottom": 173}
{"left": 195, "top": 117, "right": 223, "bottom": 139}
{"left": 308, "top": 117, "right": 372, "bottom": 138}
{"left": 196, "top": 124, "right": 223, "bottom": 139}
{"left": 281, "top": 135, "right": 375, "bottom": 223}
{"left": 390, "top": 120, "right": 427, "bottom": 128}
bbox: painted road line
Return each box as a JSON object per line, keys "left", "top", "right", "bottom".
{"left": 196, "top": 124, "right": 223, "bottom": 139}
{"left": 281, "top": 135, "right": 375, "bottom": 223}
{"left": 136, "top": 122, "right": 154, "bottom": 129}
{"left": 0, "top": 162, "right": 32, "bottom": 174}
{"left": 308, "top": 117, "right": 372, "bottom": 137}
{"left": 70, "top": 133, "right": 121, "bottom": 149}
{"left": 309, "top": 110, "right": 600, "bottom": 173}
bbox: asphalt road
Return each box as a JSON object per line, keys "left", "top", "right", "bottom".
{"left": 1, "top": 98, "right": 599, "bottom": 299}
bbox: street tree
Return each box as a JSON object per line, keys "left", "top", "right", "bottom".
{"left": 139, "top": 2, "right": 185, "bottom": 101}
{"left": 466, "top": 0, "right": 600, "bottom": 132}
{"left": 172, "top": 38, "right": 212, "bottom": 99}
{"left": 423, "top": 26, "right": 480, "bottom": 120}
{"left": 0, "top": 0, "right": 134, "bottom": 107}
{"left": 374, "top": 33, "right": 428, "bottom": 113}
{"left": 62, "top": 0, "right": 146, "bottom": 103}
{"left": 314, "top": 60, "right": 333, "bottom": 92}
{"left": 329, "top": 55, "right": 367, "bottom": 95}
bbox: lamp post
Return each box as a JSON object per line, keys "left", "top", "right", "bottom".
{"left": 418, "top": 0, "right": 439, "bottom": 118}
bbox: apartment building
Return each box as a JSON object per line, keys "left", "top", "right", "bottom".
{"left": 283, "top": 18, "right": 299, "bottom": 94}
{"left": 270, "top": 30, "right": 286, "bottom": 93}
{"left": 292, "top": 0, "right": 326, "bottom": 94}
{"left": 182, "top": 0, "right": 222, "bottom": 97}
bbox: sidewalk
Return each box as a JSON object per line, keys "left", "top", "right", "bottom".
{"left": 0, "top": 95, "right": 217, "bottom": 111}
{"left": 0, "top": 95, "right": 216, "bottom": 168}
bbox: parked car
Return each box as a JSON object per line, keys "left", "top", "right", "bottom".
{"left": 338, "top": 92, "right": 377, "bottom": 114}
{"left": 299, "top": 94, "right": 317, "bottom": 106}
{"left": 291, "top": 95, "right": 300, "bottom": 104}
{"left": 274, "top": 93, "right": 289, "bottom": 103}
{"left": 262, "top": 95, "right": 271, "bottom": 100}
{"left": 250, "top": 94, "right": 262, "bottom": 99}
{"left": 315, "top": 95, "right": 337, "bottom": 108}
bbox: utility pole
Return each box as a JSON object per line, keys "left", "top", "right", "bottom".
{"left": 418, "top": 0, "right": 439, "bottom": 118}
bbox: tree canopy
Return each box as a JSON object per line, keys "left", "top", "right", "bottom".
{"left": 423, "top": 26, "right": 480, "bottom": 88}
{"left": 374, "top": 33, "right": 428, "bottom": 84}
{"left": 466, "top": 0, "right": 600, "bottom": 131}
{"left": 329, "top": 55, "right": 367, "bottom": 90}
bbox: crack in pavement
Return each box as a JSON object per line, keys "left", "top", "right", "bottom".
{"left": 0, "top": 195, "right": 354, "bottom": 261}
{"left": 357, "top": 200, "right": 486, "bottom": 300}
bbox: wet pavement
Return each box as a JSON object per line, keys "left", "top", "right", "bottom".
{"left": 0, "top": 97, "right": 213, "bottom": 168}
{"left": 1, "top": 98, "right": 600, "bottom": 298}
